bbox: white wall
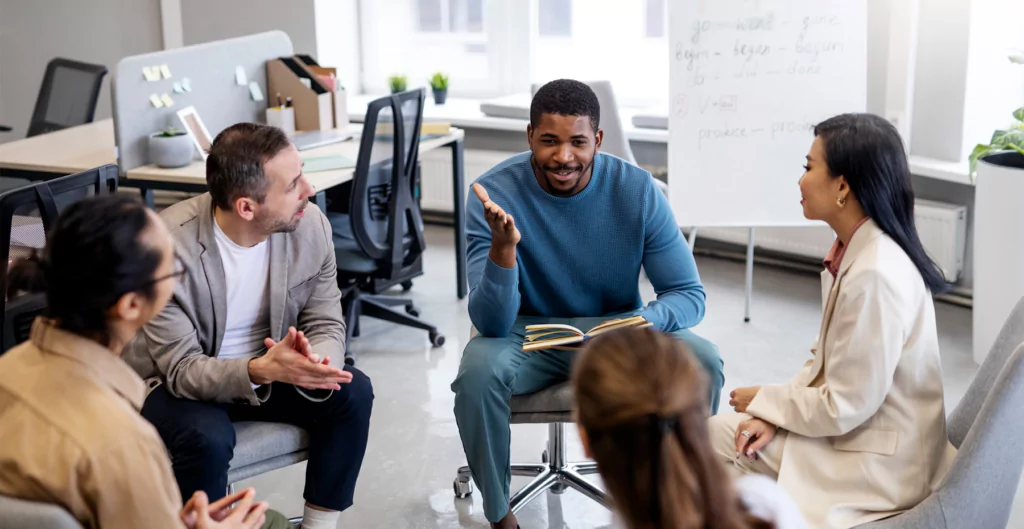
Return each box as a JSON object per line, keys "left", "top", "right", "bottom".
{"left": 0, "top": 0, "right": 163, "bottom": 142}
{"left": 313, "top": 0, "right": 361, "bottom": 94}
{"left": 910, "top": 0, "right": 1024, "bottom": 162}
{"left": 180, "top": 0, "right": 318, "bottom": 54}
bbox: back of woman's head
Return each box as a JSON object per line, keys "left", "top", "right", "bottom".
{"left": 813, "top": 113, "right": 948, "bottom": 293}
{"left": 573, "top": 329, "right": 772, "bottom": 529}
{"left": 6, "top": 194, "right": 163, "bottom": 345}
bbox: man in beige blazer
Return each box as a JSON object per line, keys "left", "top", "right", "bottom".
{"left": 709, "top": 219, "right": 957, "bottom": 529}
{"left": 125, "top": 122, "right": 373, "bottom": 529}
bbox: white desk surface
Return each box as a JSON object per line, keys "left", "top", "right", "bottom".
{"left": 0, "top": 119, "right": 466, "bottom": 191}
{"left": 0, "top": 119, "right": 116, "bottom": 173}
{"left": 127, "top": 126, "right": 466, "bottom": 191}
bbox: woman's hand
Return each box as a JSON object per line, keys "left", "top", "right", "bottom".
{"left": 729, "top": 385, "right": 761, "bottom": 413}
{"left": 734, "top": 418, "right": 777, "bottom": 461}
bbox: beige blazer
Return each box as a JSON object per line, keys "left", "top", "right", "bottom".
{"left": 123, "top": 193, "right": 346, "bottom": 406}
{"left": 746, "top": 219, "right": 957, "bottom": 529}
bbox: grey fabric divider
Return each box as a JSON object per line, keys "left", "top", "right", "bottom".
{"left": 111, "top": 31, "right": 293, "bottom": 175}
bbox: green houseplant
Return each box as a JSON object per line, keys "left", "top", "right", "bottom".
{"left": 429, "top": 72, "right": 449, "bottom": 105}
{"left": 148, "top": 125, "right": 193, "bottom": 168}
{"left": 388, "top": 74, "right": 408, "bottom": 94}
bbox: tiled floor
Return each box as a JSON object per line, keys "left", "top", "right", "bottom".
{"left": 237, "top": 225, "right": 1021, "bottom": 528}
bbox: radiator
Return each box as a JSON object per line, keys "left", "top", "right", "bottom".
{"left": 419, "top": 149, "right": 967, "bottom": 283}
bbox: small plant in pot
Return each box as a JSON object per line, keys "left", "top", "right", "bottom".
{"left": 388, "top": 74, "right": 408, "bottom": 94}
{"left": 429, "top": 72, "right": 449, "bottom": 105}
{"left": 148, "top": 126, "right": 195, "bottom": 168}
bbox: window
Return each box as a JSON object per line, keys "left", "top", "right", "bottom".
{"left": 360, "top": 0, "right": 494, "bottom": 96}
{"left": 645, "top": 0, "right": 666, "bottom": 38}
{"left": 532, "top": 0, "right": 668, "bottom": 106}
{"left": 417, "top": 0, "right": 484, "bottom": 33}
{"left": 357, "top": 0, "right": 669, "bottom": 105}
{"left": 538, "top": 0, "right": 572, "bottom": 37}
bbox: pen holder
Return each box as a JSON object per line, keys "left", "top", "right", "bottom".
{"left": 266, "top": 107, "right": 296, "bottom": 135}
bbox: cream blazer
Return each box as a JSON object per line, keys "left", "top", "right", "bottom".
{"left": 746, "top": 219, "right": 957, "bottom": 529}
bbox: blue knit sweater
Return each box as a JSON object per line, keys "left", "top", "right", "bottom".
{"left": 466, "top": 152, "right": 706, "bottom": 337}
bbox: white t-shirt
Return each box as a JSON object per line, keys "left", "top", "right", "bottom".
{"left": 212, "top": 219, "right": 272, "bottom": 369}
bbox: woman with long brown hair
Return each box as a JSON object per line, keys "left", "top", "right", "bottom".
{"left": 572, "top": 328, "right": 806, "bottom": 529}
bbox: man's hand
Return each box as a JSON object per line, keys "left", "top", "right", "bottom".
{"left": 729, "top": 385, "right": 761, "bottom": 413}
{"left": 734, "top": 418, "right": 777, "bottom": 461}
{"left": 473, "top": 183, "right": 520, "bottom": 268}
{"left": 248, "top": 327, "right": 351, "bottom": 390}
{"left": 179, "top": 488, "right": 268, "bottom": 529}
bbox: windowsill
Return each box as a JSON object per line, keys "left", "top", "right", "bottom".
{"left": 343, "top": 93, "right": 975, "bottom": 186}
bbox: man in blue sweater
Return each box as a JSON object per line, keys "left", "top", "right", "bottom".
{"left": 451, "top": 79, "right": 724, "bottom": 528}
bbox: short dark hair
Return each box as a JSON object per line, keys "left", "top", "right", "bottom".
{"left": 206, "top": 122, "right": 292, "bottom": 210}
{"left": 530, "top": 79, "right": 600, "bottom": 133}
{"left": 7, "top": 195, "right": 163, "bottom": 345}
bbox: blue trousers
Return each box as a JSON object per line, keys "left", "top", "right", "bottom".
{"left": 451, "top": 316, "right": 724, "bottom": 522}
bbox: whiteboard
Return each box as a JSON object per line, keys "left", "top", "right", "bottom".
{"left": 668, "top": 0, "right": 867, "bottom": 227}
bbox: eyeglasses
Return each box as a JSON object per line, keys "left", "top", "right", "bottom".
{"left": 143, "top": 254, "right": 187, "bottom": 287}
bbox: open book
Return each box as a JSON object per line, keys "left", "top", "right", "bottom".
{"left": 522, "top": 316, "right": 653, "bottom": 352}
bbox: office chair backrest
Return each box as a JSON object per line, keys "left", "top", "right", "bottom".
{"left": 0, "top": 164, "right": 118, "bottom": 353}
{"left": 27, "top": 58, "right": 108, "bottom": 138}
{"left": 344, "top": 89, "right": 427, "bottom": 275}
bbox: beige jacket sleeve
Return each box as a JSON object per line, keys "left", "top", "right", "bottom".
{"left": 143, "top": 294, "right": 268, "bottom": 405}
{"left": 747, "top": 270, "right": 903, "bottom": 437}
{"left": 79, "top": 437, "right": 185, "bottom": 529}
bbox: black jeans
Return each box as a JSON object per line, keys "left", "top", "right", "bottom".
{"left": 141, "top": 366, "right": 373, "bottom": 511}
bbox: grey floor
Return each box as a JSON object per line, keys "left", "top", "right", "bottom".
{"left": 238, "top": 225, "right": 1023, "bottom": 528}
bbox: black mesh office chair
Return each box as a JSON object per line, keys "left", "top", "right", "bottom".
{"left": 0, "top": 58, "right": 108, "bottom": 137}
{"left": 0, "top": 164, "right": 118, "bottom": 353}
{"left": 324, "top": 89, "right": 445, "bottom": 365}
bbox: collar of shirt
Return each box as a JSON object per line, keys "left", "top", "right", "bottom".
{"left": 29, "top": 318, "right": 147, "bottom": 411}
{"left": 824, "top": 216, "right": 870, "bottom": 278}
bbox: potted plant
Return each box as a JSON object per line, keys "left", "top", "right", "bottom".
{"left": 429, "top": 72, "right": 449, "bottom": 105}
{"left": 388, "top": 74, "right": 408, "bottom": 94}
{"left": 147, "top": 126, "right": 194, "bottom": 168}
{"left": 970, "top": 53, "right": 1024, "bottom": 364}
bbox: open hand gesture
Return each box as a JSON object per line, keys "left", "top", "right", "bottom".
{"left": 473, "top": 183, "right": 520, "bottom": 247}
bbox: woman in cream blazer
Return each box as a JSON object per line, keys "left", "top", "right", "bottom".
{"left": 709, "top": 113, "right": 957, "bottom": 529}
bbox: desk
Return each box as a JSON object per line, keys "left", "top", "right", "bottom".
{"left": 0, "top": 119, "right": 470, "bottom": 299}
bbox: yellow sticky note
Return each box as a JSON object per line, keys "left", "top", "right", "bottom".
{"left": 149, "top": 94, "right": 164, "bottom": 108}
{"left": 143, "top": 67, "right": 158, "bottom": 82}
{"left": 160, "top": 64, "right": 172, "bottom": 79}
{"left": 160, "top": 93, "right": 174, "bottom": 107}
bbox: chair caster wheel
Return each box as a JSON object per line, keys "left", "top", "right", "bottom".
{"left": 401, "top": 280, "right": 413, "bottom": 291}
{"left": 453, "top": 477, "right": 473, "bottom": 498}
{"left": 541, "top": 450, "right": 549, "bottom": 464}
{"left": 551, "top": 482, "right": 568, "bottom": 494}
{"left": 406, "top": 306, "right": 420, "bottom": 317}
{"left": 344, "top": 355, "right": 355, "bottom": 366}
{"left": 429, "top": 331, "right": 446, "bottom": 347}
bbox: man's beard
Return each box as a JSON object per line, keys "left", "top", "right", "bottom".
{"left": 257, "top": 199, "right": 308, "bottom": 234}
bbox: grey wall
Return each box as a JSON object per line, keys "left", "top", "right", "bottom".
{"left": 0, "top": 0, "right": 163, "bottom": 142}
{"left": 181, "top": 0, "right": 317, "bottom": 56}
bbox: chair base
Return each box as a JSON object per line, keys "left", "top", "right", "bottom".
{"left": 342, "top": 287, "right": 445, "bottom": 365}
{"left": 453, "top": 423, "right": 609, "bottom": 515}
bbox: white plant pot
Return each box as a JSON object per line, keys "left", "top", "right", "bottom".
{"left": 148, "top": 132, "right": 195, "bottom": 168}
{"left": 972, "top": 151, "right": 1024, "bottom": 364}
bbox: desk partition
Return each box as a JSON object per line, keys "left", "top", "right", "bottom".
{"left": 111, "top": 31, "right": 293, "bottom": 174}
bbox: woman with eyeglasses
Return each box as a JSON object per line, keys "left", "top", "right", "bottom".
{"left": 0, "top": 194, "right": 285, "bottom": 529}
{"left": 572, "top": 328, "right": 807, "bottom": 529}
